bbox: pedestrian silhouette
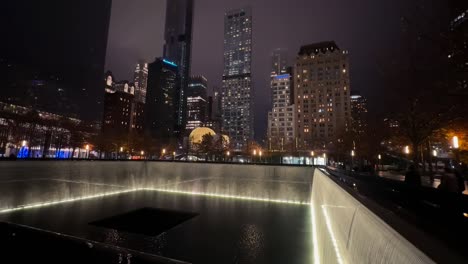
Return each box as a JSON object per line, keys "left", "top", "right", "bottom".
{"left": 405, "top": 164, "right": 421, "bottom": 186}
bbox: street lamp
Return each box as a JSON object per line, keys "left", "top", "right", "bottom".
{"left": 351, "top": 150, "right": 355, "bottom": 169}
{"left": 404, "top": 145, "right": 410, "bottom": 155}
{"left": 173, "top": 151, "right": 176, "bottom": 160}
{"left": 311, "top": 151, "right": 315, "bottom": 166}
{"left": 259, "top": 150, "right": 262, "bottom": 163}
{"left": 378, "top": 154, "right": 382, "bottom": 170}
{"left": 85, "top": 144, "right": 90, "bottom": 159}
{"left": 432, "top": 150, "right": 437, "bottom": 157}
{"left": 453, "top": 136, "right": 460, "bottom": 163}
{"left": 141, "top": 150, "right": 144, "bottom": 156}
{"left": 21, "top": 140, "right": 27, "bottom": 147}
{"left": 453, "top": 136, "right": 459, "bottom": 149}
{"left": 323, "top": 153, "right": 327, "bottom": 165}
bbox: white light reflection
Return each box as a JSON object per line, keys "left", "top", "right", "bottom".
{"left": 0, "top": 188, "right": 140, "bottom": 214}
{"left": 0, "top": 188, "right": 309, "bottom": 214}
{"left": 311, "top": 203, "right": 320, "bottom": 264}
{"left": 144, "top": 188, "right": 310, "bottom": 205}
{"left": 322, "top": 205, "right": 344, "bottom": 264}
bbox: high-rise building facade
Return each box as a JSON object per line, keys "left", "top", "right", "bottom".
{"left": 186, "top": 76, "right": 208, "bottom": 131}
{"left": 133, "top": 62, "right": 148, "bottom": 104}
{"left": 350, "top": 92, "right": 368, "bottom": 136}
{"left": 221, "top": 7, "right": 253, "bottom": 150}
{"left": 267, "top": 72, "right": 296, "bottom": 151}
{"left": 294, "top": 41, "right": 351, "bottom": 150}
{"left": 102, "top": 89, "right": 134, "bottom": 140}
{"left": 0, "top": 0, "right": 112, "bottom": 121}
{"left": 163, "top": 0, "right": 194, "bottom": 133}
{"left": 449, "top": 5, "right": 468, "bottom": 95}
{"left": 271, "top": 48, "right": 289, "bottom": 76}
{"left": 145, "top": 58, "right": 179, "bottom": 139}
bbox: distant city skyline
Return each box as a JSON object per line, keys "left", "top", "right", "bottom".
{"left": 105, "top": 0, "right": 410, "bottom": 140}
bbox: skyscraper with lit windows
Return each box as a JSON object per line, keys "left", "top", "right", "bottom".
{"left": 186, "top": 75, "right": 208, "bottom": 131}
{"left": 267, "top": 49, "right": 296, "bottom": 151}
{"left": 294, "top": 41, "right": 351, "bottom": 150}
{"left": 221, "top": 7, "right": 253, "bottom": 150}
{"left": 133, "top": 62, "right": 148, "bottom": 104}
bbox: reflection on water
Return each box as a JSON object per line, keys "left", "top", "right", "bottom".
{"left": 237, "top": 224, "right": 265, "bottom": 263}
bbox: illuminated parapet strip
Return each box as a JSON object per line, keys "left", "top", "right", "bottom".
{"left": 0, "top": 187, "right": 309, "bottom": 214}
{"left": 145, "top": 188, "right": 310, "bottom": 205}
{"left": 0, "top": 188, "right": 142, "bottom": 214}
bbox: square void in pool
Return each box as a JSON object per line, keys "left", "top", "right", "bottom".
{"left": 89, "top": 207, "right": 198, "bottom": 236}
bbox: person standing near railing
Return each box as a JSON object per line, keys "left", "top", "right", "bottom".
{"left": 404, "top": 164, "right": 421, "bottom": 187}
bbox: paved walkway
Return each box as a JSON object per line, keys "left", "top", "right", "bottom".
{"left": 377, "top": 170, "right": 468, "bottom": 195}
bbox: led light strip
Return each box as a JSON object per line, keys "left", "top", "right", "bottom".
{"left": 144, "top": 188, "right": 310, "bottom": 205}
{"left": 0, "top": 188, "right": 309, "bottom": 214}
{"left": 311, "top": 203, "right": 321, "bottom": 264}
{"left": 0, "top": 188, "right": 141, "bottom": 214}
{"left": 322, "top": 205, "right": 345, "bottom": 264}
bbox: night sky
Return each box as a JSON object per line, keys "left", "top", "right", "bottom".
{"left": 106, "top": 0, "right": 406, "bottom": 139}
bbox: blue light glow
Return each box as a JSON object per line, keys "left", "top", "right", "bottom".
{"left": 17, "top": 146, "right": 29, "bottom": 158}
{"left": 163, "top": 59, "right": 178, "bottom": 67}
{"left": 275, "top": 74, "right": 290, "bottom": 80}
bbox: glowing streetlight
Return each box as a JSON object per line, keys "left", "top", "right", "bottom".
{"left": 141, "top": 150, "right": 144, "bottom": 156}
{"left": 227, "top": 151, "right": 230, "bottom": 156}
{"left": 377, "top": 154, "right": 382, "bottom": 171}
{"left": 453, "top": 136, "right": 459, "bottom": 149}
{"left": 259, "top": 151, "right": 262, "bottom": 157}
{"left": 404, "top": 145, "right": 410, "bottom": 155}
{"left": 162, "top": 148, "right": 166, "bottom": 154}
{"left": 21, "top": 140, "right": 27, "bottom": 147}
{"left": 351, "top": 150, "right": 355, "bottom": 157}
{"left": 432, "top": 150, "right": 437, "bottom": 157}
{"left": 85, "top": 144, "right": 90, "bottom": 159}
{"left": 253, "top": 149, "right": 257, "bottom": 156}
{"left": 120, "top": 147, "right": 124, "bottom": 152}
{"left": 311, "top": 151, "right": 314, "bottom": 157}
{"left": 173, "top": 151, "right": 176, "bottom": 156}
{"left": 323, "top": 153, "right": 326, "bottom": 158}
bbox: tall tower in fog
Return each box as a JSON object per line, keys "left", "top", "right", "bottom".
{"left": 163, "top": 0, "right": 194, "bottom": 136}
{"left": 133, "top": 62, "right": 148, "bottom": 104}
{"left": 221, "top": 7, "right": 253, "bottom": 150}
{"left": 271, "top": 48, "right": 288, "bottom": 77}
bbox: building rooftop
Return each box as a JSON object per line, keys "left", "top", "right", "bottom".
{"left": 298, "top": 41, "right": 340, "bottom": 55}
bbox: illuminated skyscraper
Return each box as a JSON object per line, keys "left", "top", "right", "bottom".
{"left": 267, "top": 49, "right": 295, "bottom": 151}
{"left": 221, "top": 7, "right": 253, "bottom": 150}
{"left": 186, "top": 76, "right": 208, "bottom": 131}
{"left": 133, "top": 62, "right": 148, "bottom": 103}
{"left": 294, "top": 41, "right": 351, "bottom": 150}
{"left": 350, "top": 92, "right": 368, "bottom": 136}
{"left": 163, "top": 0, "right": 194, "bottom": 134}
